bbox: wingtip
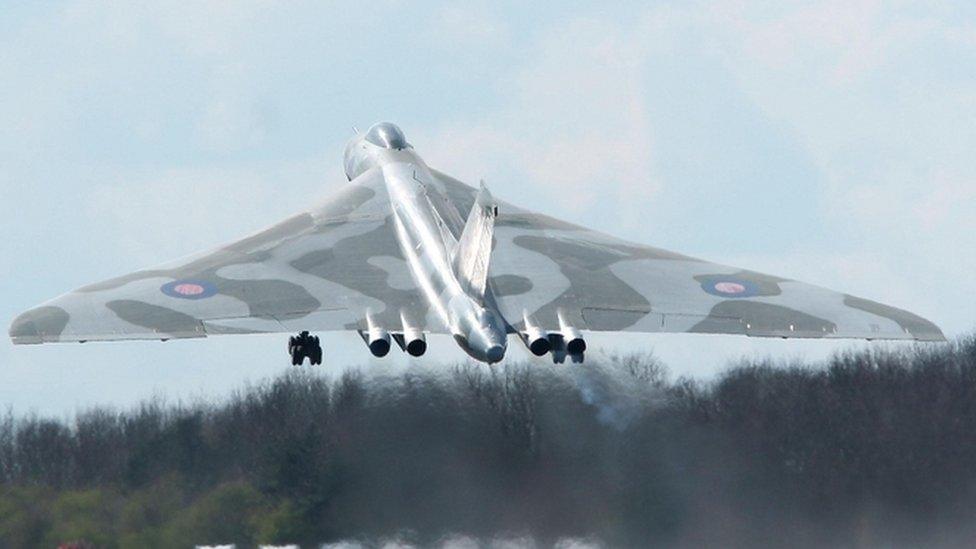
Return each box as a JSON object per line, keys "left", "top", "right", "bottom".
{"left": 9, "top": 310, "right": 42, "bottom": 345}
{"left": 909, "top": 321, "right": 948, "bottom": 343}
{"left": 919, "top": 330, "right": 949, "bottom": 343}
{"left": 9, "top": 305, "right": 70, "bottom": 345}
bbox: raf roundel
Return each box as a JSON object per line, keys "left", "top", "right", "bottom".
{"left": 714, "top": 282, "right": 746, "bottom": 294}
{"left": 701, "top": 277, "right": 761, "bottom": 298}
{"left": 161, "top": 280, "right": 218, "bottom": 300}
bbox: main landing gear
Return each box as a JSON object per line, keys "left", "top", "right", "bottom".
{"left": 288, "top": 331, "right": 322, "bottom": 365}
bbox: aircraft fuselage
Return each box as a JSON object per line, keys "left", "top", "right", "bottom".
{"left": 344, "top": 123, "right": 507, "bottom": 363}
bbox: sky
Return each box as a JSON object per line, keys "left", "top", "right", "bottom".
{"left": 1, "top": 1, "right": 973, "bottom": 416}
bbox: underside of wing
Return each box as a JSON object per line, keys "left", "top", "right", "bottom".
{"left": 11, "top": 170, "right": 445, "bottom": 344}
{"left": 430, "top": 170, "right": 945, "bottom": 342}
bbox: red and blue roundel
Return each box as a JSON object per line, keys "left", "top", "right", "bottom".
{"left": 161, "top": 279, "right": 218, "bottom": 300}
{"left": 700, "top": 277, "right": 760, "bottom": 298}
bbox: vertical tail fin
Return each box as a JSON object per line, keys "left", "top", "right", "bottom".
{"left": 453, "top": 181, "right": 497, "bottom": 300}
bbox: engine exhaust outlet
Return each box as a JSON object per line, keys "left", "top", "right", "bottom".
{"left": 402, "top": 327, "right": 426, "bottom": 357}
{"left": 558, "top": 313, "right": 586, "bottom": 355}
{"left": 361, "top": 314, "right": 391, "bottom": 357}
{"left": 520, "top": 314, "right": 551, "bottom": 356}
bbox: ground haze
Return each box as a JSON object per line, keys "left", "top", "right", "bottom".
{"left": 1, "top": 337, "right": 975, "bottom": 548}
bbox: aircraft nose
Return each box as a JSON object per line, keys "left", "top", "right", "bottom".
{"left": 9, "top": 306, "right": 70, "bottom": 344}
{"left": 364, "top": 122, "right": 408, "bottom": 150}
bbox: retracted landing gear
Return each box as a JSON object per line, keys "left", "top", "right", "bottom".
{"left": 288, "top": 331, "right": 322, "bottom": 365}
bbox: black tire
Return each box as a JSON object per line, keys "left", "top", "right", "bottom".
{"left": 311, "top": 336, "right": 322, "bottom": 364}
{"left": 291, "top": 346, "right": 303, "bottom": 366}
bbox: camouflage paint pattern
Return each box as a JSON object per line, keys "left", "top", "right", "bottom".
{"left": 9, "top": 123, "right": 945, "bottom": 364}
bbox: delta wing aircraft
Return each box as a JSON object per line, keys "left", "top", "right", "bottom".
{"left": 9, "top": 123, "right": 945, "bottom": 364}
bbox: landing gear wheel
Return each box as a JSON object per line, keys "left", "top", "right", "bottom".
{"left": 291, "top": 347, "right": 304, "bottom": 366}
{"left": 310, "top": 336, "right": 323, "bottom": 365}
{"left": 288, "top": 331, "right": 322, "bottom": 366}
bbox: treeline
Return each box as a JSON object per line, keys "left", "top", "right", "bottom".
{"left": 2, "top": 336, "right": 976, "bottom": 548}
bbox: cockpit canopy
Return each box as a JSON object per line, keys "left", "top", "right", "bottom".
{"left": 364, "top": 122, "right": 409, "bottom": 150}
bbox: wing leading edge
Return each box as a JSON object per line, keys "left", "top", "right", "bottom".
{"left": 10, "top": 169, "right": 447, "bottom": 344}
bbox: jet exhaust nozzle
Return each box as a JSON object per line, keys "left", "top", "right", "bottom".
{"left": 363, "top": 325, "right": 391, "bottom": 357}
{"left": 396, "top": 314, "right": 427, "bottom": 357}
{"left": 403, "top": 327, "right": 427, "bottom": 357}
{"left": 406, "top": 338, "right": 427, "bottom": 357}
{"left": 521, "top": 314, "right": 551, "bottom": 357}
{"left": 558, "top": 318, "right": 586, "bottom": 355}
{"left": 562, "top": 327, "right": 586, "bottom": 355}
{"left": 522, "top": 326, "right": 551, "bottom": 356}
{"left": 566, "top": 334, "right": 586, "bottom": 355}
